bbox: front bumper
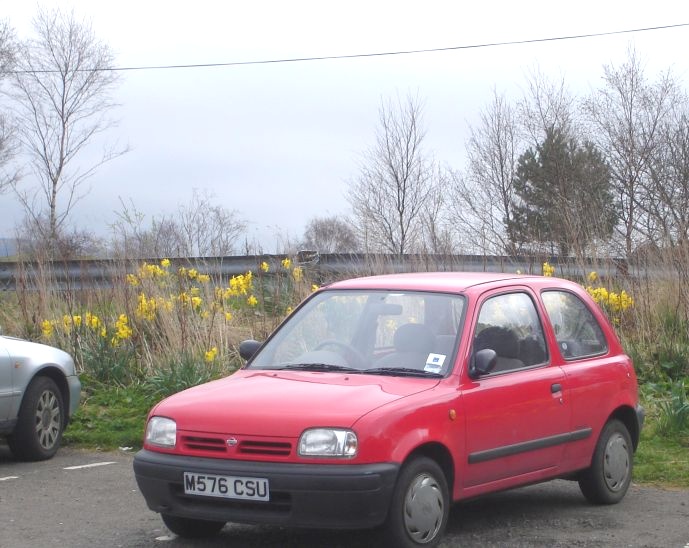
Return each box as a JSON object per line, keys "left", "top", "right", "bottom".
{"left": 133, "top": 449, "right": 399, "bottom": 529}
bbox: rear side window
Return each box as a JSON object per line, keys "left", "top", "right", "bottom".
{"left": 474, "top": 292, "right": 548, "bottom": 372}
{"left": 541, "top": 290, "right": 608, "bottom": 360}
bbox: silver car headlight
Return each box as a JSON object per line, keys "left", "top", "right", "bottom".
{"left": 145, "top": 416, "right": 177, "bottom": 448}
{"left": 298, "top": 428, "right": 357, "bottom": 458}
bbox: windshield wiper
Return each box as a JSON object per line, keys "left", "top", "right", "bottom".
{"left": 364, "top": 367, "right": 443, "bottom": 378}
{"left": 280, "top": 363, "right": 362, "bottom": 373}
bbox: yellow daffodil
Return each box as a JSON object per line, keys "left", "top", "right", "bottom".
{"left": 41, "top": 319, "right": 55, "bottom": 338}
{"left": 204, "top": 347, "right": 218, "bottom": 362}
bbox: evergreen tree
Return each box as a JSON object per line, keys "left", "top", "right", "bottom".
{"left": 509, "top": 128, "right": 617, "bottom": 257}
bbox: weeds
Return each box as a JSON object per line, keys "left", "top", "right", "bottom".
{"left": 655, "top": 380, "right": 689, "bottom": 435}
{"left": 147, "top": 352, "right": 230, "bottom": 396}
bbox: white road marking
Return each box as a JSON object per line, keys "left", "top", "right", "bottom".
{"left": 0, "top": 476, "right": 19, "bottom": 481}
{"left": 63, "top": 461, "right": 117, "bottom": 470}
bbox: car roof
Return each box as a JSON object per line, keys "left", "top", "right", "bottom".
{"left": 325, "top": 271, "right": 549, "bottom": 294}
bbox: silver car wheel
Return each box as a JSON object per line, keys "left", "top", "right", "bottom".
{"left": 403, "top": 472, "right": 445, "bottom": 544}
{"left": 35, "top": 389, "right": 62, "bottom": 450}
{"left": 603, "top": 432, "right": 630, "bottom": 491}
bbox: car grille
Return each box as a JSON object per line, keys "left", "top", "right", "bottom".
{"left": 180, "top": 434, "right": 293, "bottom": 458}
{"left": 181, "top": 435, "right": 227, "bottom": 453}
{"left": 238, "top": 440, "right": 291, "bottom": 456}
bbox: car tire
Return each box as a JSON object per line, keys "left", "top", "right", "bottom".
{"left": 578, "top": 419, "right": 633, "bottom": 504}
{"left": 381, "top": 456, "right": 449, "bottom": 548}
{"left": 8, "top": 376, "right": 64, "bottom": 461}
{"left": 161, "top": 514, "right": 225, "bottom": 538}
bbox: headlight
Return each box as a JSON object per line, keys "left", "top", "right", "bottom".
{"left": 145, "top": 416, "right": 177, "bottom": 448}
{"left": 298, "top": 428, "right": 357, "bottom": 458}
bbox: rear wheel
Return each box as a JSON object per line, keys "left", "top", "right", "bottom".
{"left": 8, "top": 376, "right": 64, "bottom": 461}
{"left": 161, "top": 514, "right": 225, "bottom": 538}
{"left": 381, "top": 456, "right": 449, "bottom": 547}
{"left": 578, "top": 419, "right": 633, "bottom": 504}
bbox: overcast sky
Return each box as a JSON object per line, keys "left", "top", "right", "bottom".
{"left": 1, "top": 1, "right": 689, "bottom": 252}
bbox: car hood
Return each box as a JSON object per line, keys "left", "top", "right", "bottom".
{"left": 153, "top": 369, "right": 440, "bottom": 437}
{"left": 1, "top": 335, "right": 75, "bottom": 372}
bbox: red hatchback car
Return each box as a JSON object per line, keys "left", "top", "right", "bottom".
{"left": 134, "top": 272, "right": 644, "bottom": 547}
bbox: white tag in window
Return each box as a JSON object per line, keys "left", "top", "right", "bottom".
{"left": 425, "top": 353, "right": 446, "bottom": 373}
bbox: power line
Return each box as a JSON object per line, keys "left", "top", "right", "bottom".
{"left": 8, "top": 22, "right": 689, "bottom": 74}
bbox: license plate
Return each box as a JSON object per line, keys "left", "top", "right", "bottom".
{"left": 183, "top": 472, "right": 269, "bottom": 501}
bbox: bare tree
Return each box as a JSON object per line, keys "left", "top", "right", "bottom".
{"left": 301, "top": 215, "right": 359, "bottom": 253}
{"left": 348, "top": 94, "right": 434, "bottom": 256}
{"left": 14, "top": 213, "right": 103, "bottom": 259}
{"left": 518, "top": 67, "right": 577, "bottom": 148}
{"left": 645, "top": 101, "right": 689, "bottom": 259}
{"left": 418, "top": 168, "right": 454, "bottom": 255}
{"left": 8, "top": 7, "right": 124, "bottom": 255}
{"left": 110, "top": 193, "right": 246, "bottom": 259}
{"left": 582, "top": 47, "right": 678, "bottom": 257}
{"left": 0, "top": 19, "right": 18, "bottom": 192}
{"left": 0, "top": 20, "right": 13, "bottom": 73}
{"left": 177, "top": 190, "right": 246, "bottom": 257}
{"left": 450, "top": 89, "right": 520, "bottom": 255}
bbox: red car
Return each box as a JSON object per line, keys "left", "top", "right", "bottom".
{"left": 134, "top": 272, "right": 644, "bottom": 547}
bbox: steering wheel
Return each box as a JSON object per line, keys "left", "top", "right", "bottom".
{"left": 314, "top": 340, "right": 366, "bottom": 369}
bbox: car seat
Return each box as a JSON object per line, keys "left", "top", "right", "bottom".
{"left": 376, "top": 323, "right": 436, "bottom": 369}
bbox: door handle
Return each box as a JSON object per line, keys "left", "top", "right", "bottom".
{"left": 551, "top": 383, "right": 562, "bottom": 393}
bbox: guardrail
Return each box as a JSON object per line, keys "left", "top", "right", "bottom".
{"left": 0, "top": 252, "right": 633, "bottom": 292}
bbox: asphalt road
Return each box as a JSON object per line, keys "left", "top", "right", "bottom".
{"left": 1, "top": 444, "right": 688, "bottom": 548}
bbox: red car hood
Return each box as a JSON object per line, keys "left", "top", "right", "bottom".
{"left": 154, "top": 369, "right": 439, "bottom": 437}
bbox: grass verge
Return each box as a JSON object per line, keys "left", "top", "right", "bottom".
{"left": 62, "top": 377, "right": 156, "bottom": 450}
{"left": 634, "top": 427, "right": 689, "bottom": 488}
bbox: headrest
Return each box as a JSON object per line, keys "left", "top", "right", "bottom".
{"left": 474, "top": 326, "right": 519, "bottom": 358}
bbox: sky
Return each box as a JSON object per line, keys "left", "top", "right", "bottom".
{"left": 1, "top": 1, "right": 689, "bottom": 252}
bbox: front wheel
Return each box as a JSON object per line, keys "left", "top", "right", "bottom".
{"left": 161, "top": 514, "right": 225, "bottom": 538}
{"left": 578, "top": 419, "right": 633, "bottom": 504}
{"left": 8, "top": 376, "right": 64, "bottom": 461}
{"left": 381, "top": 456, "right": 450, "bottom": 547}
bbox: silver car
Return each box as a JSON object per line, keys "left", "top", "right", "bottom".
{"left": 0, "top": 333, "right": 81, "bottom": 460}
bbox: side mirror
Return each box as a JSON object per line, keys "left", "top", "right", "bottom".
{"left": 239, "top": 339, "right": 262, "bottom": 361}
{"left": 469, "top": 348, "right": 497, "bottom": 379}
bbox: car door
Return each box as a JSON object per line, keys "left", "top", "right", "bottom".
{"left": 461, "top": 290, "right": 571, "bottom": 489}
{"left": 0, "top": 339, "right": 12, "bottom": 421}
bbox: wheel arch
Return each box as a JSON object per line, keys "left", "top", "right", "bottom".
{"left": 31, "top": 367, "right": 70, "bottom": 424}
{"left": 404, "top": 442, "right": 455, "bottom": 498}
{"left": 609, "top": 405, "right": 640, "bottom": 451}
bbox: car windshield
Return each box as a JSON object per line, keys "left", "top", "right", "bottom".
{"left": 248, "top": 289, "right": 465, "bottom": 377}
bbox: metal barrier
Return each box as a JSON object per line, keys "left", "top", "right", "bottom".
{"left": 0, "top": 253, "right": 632, "bottom": 292}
